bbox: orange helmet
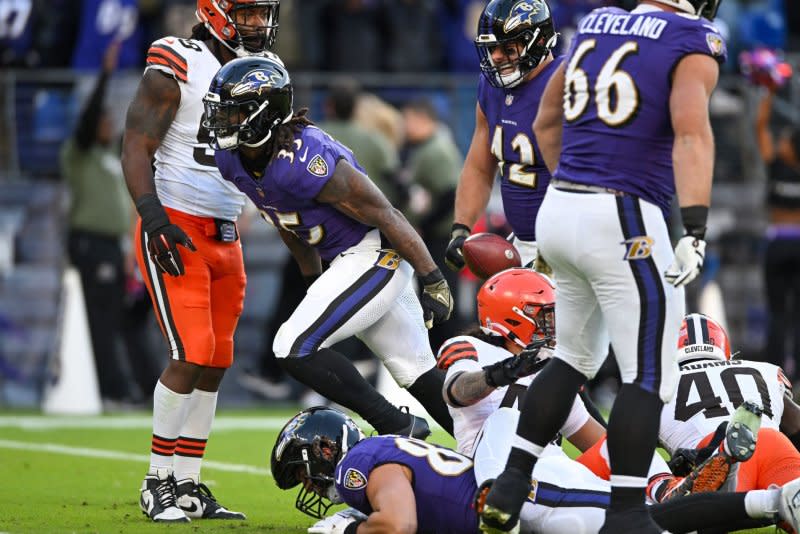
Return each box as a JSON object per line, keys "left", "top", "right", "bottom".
{"left": 196, "top": 0, "right": 280, "bottom": 56}
{"left": 677, "top": 313, "right": 731, "bottom": 364}
{"left": 477, "top": 268, "right": 555, "bottom": 348}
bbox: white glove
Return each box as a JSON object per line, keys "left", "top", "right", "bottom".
{"left": 664, "top": 235, "right": 706, "bottom": 288}
{"left": 308, "top": 508, "right": 368, "bottom": 534}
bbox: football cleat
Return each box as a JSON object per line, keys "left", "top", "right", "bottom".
{"left": 779, "top": 477, "right": 800, "bottom": 534}
{"left": 392, "top": 407, "right": 431, "bottom": 440}
{"left": 176, "top": 479, "right": 246, "bottom": 520}
{"left": 662, "top": 401, "right": 762, "bottom": 501}
{"left": 140, "top": 468, "right": 189, "bottom": 522}
{"left": 478, "top": 468, "right": 531, "bottom": 534}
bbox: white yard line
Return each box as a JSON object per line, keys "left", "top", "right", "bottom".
{"left": 0, "top": 439, "right": 271, "bottom": 476}
{"left": 0, "top": 415, "right": 374, "bottom": 431}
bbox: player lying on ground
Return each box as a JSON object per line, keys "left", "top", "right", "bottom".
{"left": 270, "top": 407, "right": 800, "bottom": 534}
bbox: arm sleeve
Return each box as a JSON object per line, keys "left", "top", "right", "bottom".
{"left": 145, "top": 38, "right": 188, "bottom": 83}
{"left": 437, "top": 338, "right": 479, "bottom": 371}
{"left": 73, "top": 71, "right": 109, "bottom": 151}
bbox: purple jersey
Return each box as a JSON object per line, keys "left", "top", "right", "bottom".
{"left": 215, "top": 126, "right": 371, "bottom": 262}
{"left": 334, "top": 436, "right": 478, "bottom": 534}
{"left": 556, "top": 6, "right": 727, "bottom": 214}
{"left": 478, "top": 57, "right": 563, "bottom": 241}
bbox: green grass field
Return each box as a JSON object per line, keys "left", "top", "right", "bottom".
{"left": 0, "top": 408, "right": 778, "bottom": 533}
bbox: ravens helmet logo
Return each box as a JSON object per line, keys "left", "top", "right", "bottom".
{"left": 503, "top": 0, "right": 544, "bottom": 33}
{"left": 231, "top": 69, "right": 284, "bottom": 97}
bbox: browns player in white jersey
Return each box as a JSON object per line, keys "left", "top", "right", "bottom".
{"left": 438, "top": 269, "right": 673, "bottom": 496}
{"left": 121, "top": 0, "right": 279, "bottom": 523}
{"left": 658, "top": 313, "right": 800, "bottom": 494}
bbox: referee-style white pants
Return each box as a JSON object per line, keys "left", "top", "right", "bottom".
{"left": 536, "top": 187, "right": 683, "bottom": 402}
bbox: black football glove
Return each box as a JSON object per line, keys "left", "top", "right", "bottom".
{"left": 444, "top": 223, "right": 471, "bottom": 271}
{"left": 419, "top": 269, "right": 454, "bottom": 329}
{"left": 136, "top": 193, "right": 196, "bottom": 277}
{"left": 483, "top": 336, "right": 553, "bottom": 388}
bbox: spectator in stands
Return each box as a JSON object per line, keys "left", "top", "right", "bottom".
{"left": 381, "top": 0, "right": 443, "bottom": 72}
{"left": 60, "top": 42, "right": 141, "bottom": 406}
{"left": 401, "top": 97, "right": 465, "bottom": 350}
{"left": 756, "top": 87, "right": 800, "bottom": 385}
{"left": 71, "top": 0, "right": 143, "bottom": 70}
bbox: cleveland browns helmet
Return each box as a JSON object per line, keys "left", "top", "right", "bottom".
{"left": 677, "top": 313, "right": 731, "bottom": 364}
{"left": 196, "top": 0, "right": 280, "bottom": 56}
{"left": 475, "top": 0, "right": 558, "bottom": 89}
{"left": 477, "top": 268, "right": 556, "bottom": 347}
{"left": 203, "top": 55, "right": 292, "bottom": 150}
{"left": 270, "top": 407, "right": 364, "bottom": 519}
{"left": 649, "top": 0, "right": 721, "bottom": 20}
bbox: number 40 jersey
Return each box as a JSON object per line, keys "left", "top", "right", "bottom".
{"left": 144, "top": 36, "right": 245, "bottom": 221}
{"left": 659, "top": 358, "right": 791, "bottom": 455}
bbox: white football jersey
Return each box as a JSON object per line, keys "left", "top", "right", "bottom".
{"left": 440, "top": 335, "right": 590, "bottom": 457}
{"left": 145, "top": 36, "right": 245, "bottom": 221}
{"left": 659, "top": 358, "right": 790, "bottom": 454}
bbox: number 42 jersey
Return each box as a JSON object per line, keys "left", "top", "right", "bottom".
{"left": 659, "top": 358, "right": 791, "bottom": 454}
{"left": 144, "top": 36, "right": 245, "bottom": 221}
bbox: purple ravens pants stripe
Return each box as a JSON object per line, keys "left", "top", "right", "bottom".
{"left": 289, "top": 265, "right": 395, "bottom": 357}
{"left": 616, "top": 195, "right": 667, "bottom": 394}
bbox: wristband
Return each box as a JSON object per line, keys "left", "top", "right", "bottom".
{"left": 680, "top": 205, "right": 708, "bottom": 240}
{"left": 135, "top": 193, "right": 170, "bottom": 234}
{"left": 451, "top": 222, "right": 471, "bottom": 235}
{"left": 343, "top": 519, "right": 365, "bottom": 534}
{"left": 420, "top": 268, "right": 444, "bottom": 286}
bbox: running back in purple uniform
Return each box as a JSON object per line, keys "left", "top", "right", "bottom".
{"left": 557, "top": 6, "right": 727, "bottom": 214}
{"left": 207, "top": 55, "right": 455, "bottom": 438}
{"left": 215, "top": 125, "right": 370, "bottom": 262}
{"left": 335, "top": 436, "right": 478, "bottom": 534}
{"left": 478, "top": 56, "right": 563, "bottom": 242}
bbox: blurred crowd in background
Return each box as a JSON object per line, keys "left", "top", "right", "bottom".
{"left": 1, "top": 0, "right": 800, "bottom": 412}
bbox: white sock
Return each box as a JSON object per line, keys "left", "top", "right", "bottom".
{"left": 744, "top": 488, "right": 780, "bottom": 519}
{"left": 173, "top": 388, "right": 218, "bottom": 483}
{"left": 149, "top": 381, "right": 192, "bottom": 474}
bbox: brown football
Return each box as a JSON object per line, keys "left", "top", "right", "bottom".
{"left": 462, "top": 232, "right": 522, "bottom": 280}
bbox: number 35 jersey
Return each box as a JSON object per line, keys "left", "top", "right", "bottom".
{"left": 555, "top": 6, "right": 727, "bottom": 215}
{"left": 659, "top": 359, "right": 790, "bottom": 454}
{"left": 334, "top": 436, "right": 479, "bottom": 534}
{"left": 145, "top": 37, "right": 245, "bottom": 221}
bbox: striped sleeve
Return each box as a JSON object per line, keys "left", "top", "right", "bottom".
{"left": 146, "top": 40, "right": 188, "bottom": 83}
{"left": 779, "top": 367, "right": 793, "bottom": 396}
{"left": 436, "top": 339, "right": 478, "bottom": 370}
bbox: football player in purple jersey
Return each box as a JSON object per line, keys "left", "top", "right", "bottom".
{"left": 481, "top": 0, "right": 728, "bottom": 532}
{"left": 270, "top": 407, "right": 800, "bottom": 534}
{"left": 203, "top": 55, "right": 455, "bottom": 438}
{"left": 445, "top": 0, "right": 560, "bottom": 272}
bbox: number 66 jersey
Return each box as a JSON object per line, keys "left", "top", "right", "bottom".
{"left": 145, "top": 36, "right": 245, "bottom": 220}
{"left": 659, "top": 357, "right": 791, "bottom": 454}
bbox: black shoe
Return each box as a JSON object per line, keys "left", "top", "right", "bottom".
{"left": 394, "top": 412, "right": 431, "bottom": 440}
{"left": 140, "top": 469, "right": 189, "bottom": 523}
{"left": 176, "top": 479, "right": 246, "bottom": 520}
{"left": 599, "top": 506, "right": 666, "bottom": 534}
{"left": 479, "top": 468, "right": 531, "bottom": 534}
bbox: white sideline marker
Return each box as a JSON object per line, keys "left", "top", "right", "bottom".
{"left": 0, "top": 439, "right": 271, "bottom": 476}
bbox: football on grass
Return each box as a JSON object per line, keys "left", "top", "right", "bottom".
{"left": 462, "top": 232, "right": 522, "bottom": 280}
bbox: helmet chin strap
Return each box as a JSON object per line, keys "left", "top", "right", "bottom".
{"left": 242, "top": 108, "right": 293, "bottom": 148}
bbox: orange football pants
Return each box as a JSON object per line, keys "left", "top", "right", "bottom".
{"left": 135, "top": 207, "right": 246, "bottom": 368}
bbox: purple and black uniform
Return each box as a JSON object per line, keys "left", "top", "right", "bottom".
{"left": 215, "top": 125, "right": 371, "bottom": 262}
{"left": 335, "top": 436, "right": 479, "bottom": 534}
{"left": 556, "top": 6, "right": 727, "bottom": 215}
{"left": 478, "top": 57, "right": 563, "bottom": 241}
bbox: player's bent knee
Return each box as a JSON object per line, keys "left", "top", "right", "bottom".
{"left": 384, "top": 355, "right": 432, "bottom": 388}
{"left": 556, "top": 354, "right": 600, "bottom": 381}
